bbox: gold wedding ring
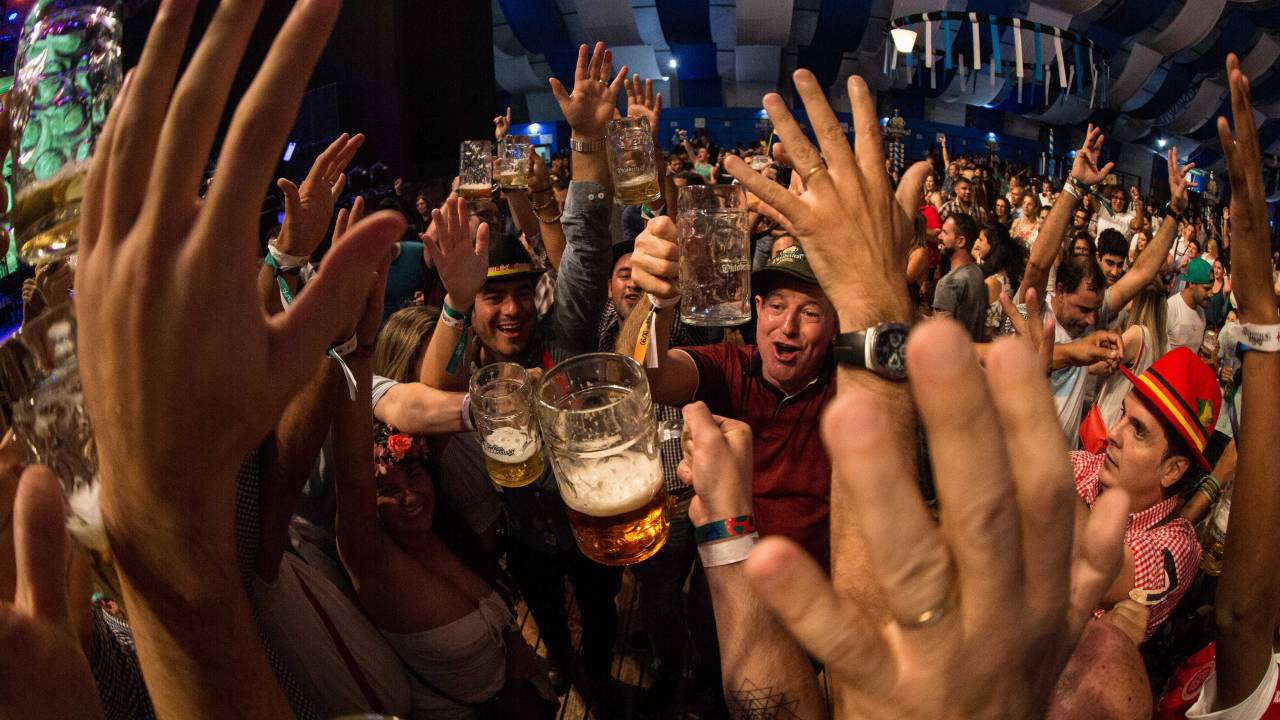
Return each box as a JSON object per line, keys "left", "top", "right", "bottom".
{"left": 804, "top": 164, "right": 827, "bottom": 182}
{"left": 897, "top": 588, "right": 956, "bottom": 631}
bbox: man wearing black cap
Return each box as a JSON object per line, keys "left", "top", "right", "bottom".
{"left": 623, "top": 232, "right": 840, "bottom": 569}
{"left": 415, "top": 42, "right": 627, "bottom": 703}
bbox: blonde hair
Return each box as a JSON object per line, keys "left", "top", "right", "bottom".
{"left": 1125, "top": 283, "right": 1168, "bottom": 358}
{"left": 373, "top": 305, "right": 441, "bottom": 383}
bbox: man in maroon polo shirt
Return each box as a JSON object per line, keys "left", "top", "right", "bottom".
{"left": 620, "top": 238, "right": 837, "bottom": 568}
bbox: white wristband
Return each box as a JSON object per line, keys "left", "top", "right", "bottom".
{"left": 648, "top": 293, "right": 679, "bottom": 310}
{"left": 698, "top": 532, "right": 759, "bottom": 568}
{"left": 331, "top": 333, "right": 358, "bottom": 358}
{"left": 267, "top": 241, "right": 310, "bottom": 270}
{"left": 1238, "top": 323, "right": 1280, "bottom": 353}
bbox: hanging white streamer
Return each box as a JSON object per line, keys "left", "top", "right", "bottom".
{"left": 1054, "top": 30, "right": 1068, "bottom": 88}
{"left": 925, "top": 16, "right": 933, "bottom": 68}
{"left": 1014, "top": 18, "right": 1024, "bottom": 103}
{"left": 990, "top": 55, "right": 996, "bottom": 88}
{"left": 883, "top": 41, "right": 890, "bottom": 74}
{"left": 891, "top": 41, "right": 899, "bottom": 71}
{"left": 1067, "top": 66, "right": 1075, "bottom": 96}
{"left": 1089, "top": 46, "right": 1096, "bottom": 108}
{"left": 971, "top": 13, "right": 982, "bottom": 70}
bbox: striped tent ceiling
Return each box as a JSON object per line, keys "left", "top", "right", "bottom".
{"left": 493, "top": 0, "right": 1280, "bottom": 172}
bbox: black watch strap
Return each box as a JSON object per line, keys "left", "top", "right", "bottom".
{"left": 833, "top": 331, "right": 868, "bottom": 369}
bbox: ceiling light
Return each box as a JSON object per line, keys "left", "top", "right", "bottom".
{"left": 890, "top": 27, "right": 917, "bottom": 54}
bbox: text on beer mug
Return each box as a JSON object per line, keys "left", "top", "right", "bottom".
{"left": 470, "top": 362, "right": 544, "bottom": 488}
{"left": 607, "top": 117, "right": 660, "bottom": 206}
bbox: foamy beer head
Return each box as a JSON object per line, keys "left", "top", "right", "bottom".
{"left": 535, "top": 353, "right": 669, "bottom": 565}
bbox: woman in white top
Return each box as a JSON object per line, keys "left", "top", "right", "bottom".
{"left": 1011, "top": 193, "right": 1042, "bottom": 247}
{"left": 973, "top": 222, "right": 1025, "bottom": 341}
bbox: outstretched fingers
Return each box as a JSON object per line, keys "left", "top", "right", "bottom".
{"left": 745, "top": 537, "right": 892, "bottom": 693}
{"left": 202, "top": 0, "right": 342, "bottom": 268}
{"left": 11, "top": 466, "right": 69, "bottom": 624}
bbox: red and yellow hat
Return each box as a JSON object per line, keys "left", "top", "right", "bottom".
{"left": 1119, "top": 347, "right": 1221, "bottom": 470}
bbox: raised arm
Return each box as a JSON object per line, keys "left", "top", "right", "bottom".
{"left": 418, "top": 197, "right": 489, "bottom": 390}
{"left": 332, "top": 271, "right": 393, "bottom": 582}
{"left": 623, "top": 216, "right": 702, "bottom": 406}
{"left": 1210, "top": 52, "right": 1280, "bottom": 710}
{"left": 545, "top": 42, "right": 626, "bottom": 358}
{"left": 1019, "top": 126, "right": 1113, "bottom": 301}
{"left": 1107, "top": 147, "right": 1190, "bottom": 312}
{"left": 725, "top": 72, "right": 929, "bottom": 629}
{"left": 75, "top": 0, "right": 405, "bottom": 716}
{"left": 526, "top": 151, "right": 566, "bottom": 270}
{"left": 373, "top": 382, "right": 467, "bottom": 435}
{"left": 680, "top": 403, "right": 827, "bottom": 718}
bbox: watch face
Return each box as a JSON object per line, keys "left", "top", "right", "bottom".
{"left": 873, "top": 326, "right": 909, "bottom": 379}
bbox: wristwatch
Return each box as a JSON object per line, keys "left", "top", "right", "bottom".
{"left": 833, "top": 323, "right": 910, "bottom": 380}
{"left": 569, "top": 135, "right": 607, "bottom": 153}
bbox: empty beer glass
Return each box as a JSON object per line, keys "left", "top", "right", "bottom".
{"left": 607, "top": 117, "right": 660, "bottom": 206}
{"left": 470, "top": 363, "right": 543, "bottom": 488}
{"left": 0, "top": 301, "right": 121, "bottom": 604}
{"left": 677, "top": 184, "right": 751, "bottom": 326}
{"left": 535, "top": 353, "right": 673, "bottom": 565}
{"left": 10, "top": 1, "right": 122, "bottom": 265}
{"left": 458, "top": 140, "right": 493, "bottom": 200}
{"left": 498, "top": 135, "right": 531, "bottom": 190}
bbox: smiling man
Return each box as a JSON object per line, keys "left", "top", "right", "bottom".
{"left": 622, "top": 235, "right": 839, "bottom": 569}
{"left": 1072, "top": 346, "right": 1220, "bottom": 640}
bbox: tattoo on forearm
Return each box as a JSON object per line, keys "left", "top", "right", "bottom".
{"left": 727, "top": 679, "right": 803, "bottom": 719}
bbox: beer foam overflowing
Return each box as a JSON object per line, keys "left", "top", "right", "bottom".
{"left": 481, "top": 426, "right": 540, "bottom": 463}
{"left": 560, "top": 449, "right": 661, "bottom": 516}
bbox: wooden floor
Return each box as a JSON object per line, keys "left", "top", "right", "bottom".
{"left": 515, "top": 567, "right": 706, "bottom": 720}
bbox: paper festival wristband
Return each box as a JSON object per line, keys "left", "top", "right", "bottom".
{"left": 698, "top": 532, "right": 760, "bottom": 568}
{"left": 264, "top": 253, "right": 358, "bottom": 401}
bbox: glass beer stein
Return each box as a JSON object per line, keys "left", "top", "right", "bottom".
{"left": 606, "top": 117, "right": 660, "bottom": 206}
{"left": 0, "top": 302, "right": 121, "bottom": 604}
{"left": 676, "top": 184, "right": 751, "bottom": 326}
{"left": 534, "top": 353, "right": 674, "bottom": 566}
{"left": 470, "top": 362, "right": 544, "bottom": 488}
{"left": 10, "top": 1, "right": 122, "bottom": 264}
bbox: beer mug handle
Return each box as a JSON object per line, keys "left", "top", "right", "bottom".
{"left": 658, "top": 418, "right": 683, "bottom": 445}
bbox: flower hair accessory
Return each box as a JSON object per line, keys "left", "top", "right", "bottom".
{"left": 373, "top": 423, "right": 430, "bottom": 476}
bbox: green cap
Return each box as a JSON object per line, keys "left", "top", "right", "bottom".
{"left": 752, "top": 244, "right": 818, "bottom": 295}
{"left": 1180, "top": 257, "right": 1212, "bottom": 285}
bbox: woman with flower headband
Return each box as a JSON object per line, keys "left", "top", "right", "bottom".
{"left": 333, "top": 270, "right": 546, "bottom": 719}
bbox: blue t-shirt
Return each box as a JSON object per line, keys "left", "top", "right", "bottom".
{"left": 383, "top": 241, "right": 424, "bottom": 321}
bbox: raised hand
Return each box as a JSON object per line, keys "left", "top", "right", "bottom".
{"left": 725, "top": 71, "right": 929, "bottom": 327}
{"left": 548, "top": 42, "right": 627, "bottom": 138}
{"left": 1070, "top": 125, "right": 1115, "bottom": 187}
{"left": 1218, "top": 53, "right": 1276, "bottom": 324}
{"left": 0, "top": 466, "right": 103, "bottom": 719}
{"left": 74, "top": 1, "right": 404, "bottom": 715}
{"left": 1000, "top": 287, "right": 1055, "bottom": 373}
{"left": 677, "top": 402, "right": 753, "bottom": 524}
{"left": 1167, "top": 147, "right": 1194, "bottom": 214}
{"left": 528, "top": 150, "right": 551, "bottom": 192}
{"left": 624, "top": 73, "right": 663, "bottom": 138}
{"left": 745, "top": 322, "right": 1130, "bottom": 719}
{"left": 274, "top": 132, "right": 364, "bottom": 257}
{"left": 494, "top": 105, "right": 511, "bottom": 143}
{"left": 424, "top": 197, "right": 490, "bottom": 310}
{"left": 629, "top": 216, "right": 680, "bottom": 300}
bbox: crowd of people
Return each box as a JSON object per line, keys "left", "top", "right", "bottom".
{"left": 2, "top": 4, "right": 1280, "bottom": 720}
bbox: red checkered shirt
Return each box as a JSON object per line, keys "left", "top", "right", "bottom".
{"left": 1072, "top": 451, "right": 1201, "bottom": 641}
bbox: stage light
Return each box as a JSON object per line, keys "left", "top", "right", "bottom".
{"left": 668, "top": 58, "right": 678, "bottom": 69}
{"left": 1156, "top": 137, "right": 1167, "bottom": 148}
{"left": 282, "top": 141, "right": 296, "bottom": 162}
{"left": 890, "top": 27, "right": 917, "bottom": 54}
{"left": 5, "top": 11, "right": 17, "bottom": 22}
{"left": 528, "top": 122, "right": 541, "bottom": 134}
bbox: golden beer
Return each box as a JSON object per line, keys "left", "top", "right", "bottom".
{"left": 558, "top": 448, "right": 669, "bottom": 565}
{"left": 13, "top": 163, "right": 88, "bottom": 265}
{"left": 459, "top": 183, "right": 492, "bottom": 200}
{"left": 498, "top": 170, "right": 527, "bottom": 190}
{"left": 615, "top": 174, "right": 660, "bottom": 205}
{"left": 480, "top": 426, "right": 543, "bottom": 488}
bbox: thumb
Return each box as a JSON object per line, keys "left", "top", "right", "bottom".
{"left": 12, "top": 465, "right": 68, "bottom": 623}
{"left": 277, "top": 178, "right": 301, "bottom": 213}
{"left": 267, "top": 210, "right": 404, "bottom": 403}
